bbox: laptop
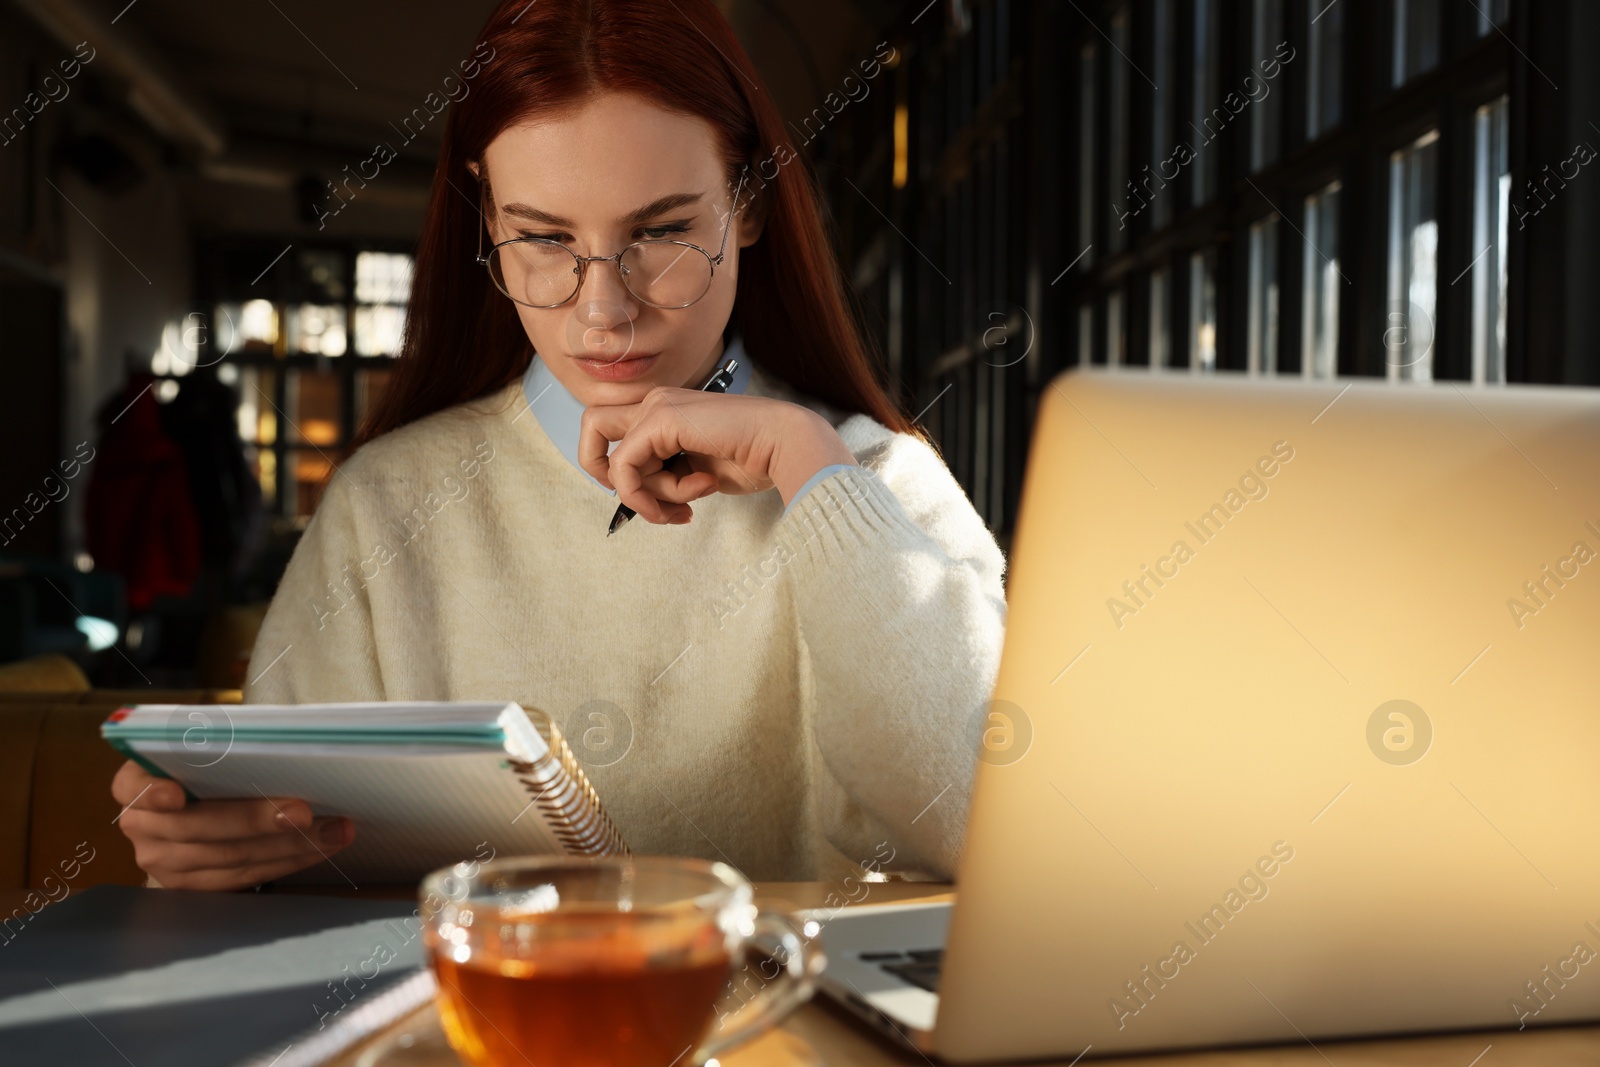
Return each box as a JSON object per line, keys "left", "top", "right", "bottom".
{"left": 806, "top": 366, "right": 1600, "bottom": 1062}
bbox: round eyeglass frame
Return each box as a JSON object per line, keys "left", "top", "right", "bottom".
{"left": 475, "top": 166, "right": 750, "bottom": 310}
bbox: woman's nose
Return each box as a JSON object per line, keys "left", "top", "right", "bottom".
{"left": 574, "top": 254, "right": 638, "bottom": 321}
{"left": 568, "top": 256, "right": 639, "bottom": 355}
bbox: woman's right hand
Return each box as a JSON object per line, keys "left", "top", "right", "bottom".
{"left": 111, "top": 759, "right": 356, "bottom": 891}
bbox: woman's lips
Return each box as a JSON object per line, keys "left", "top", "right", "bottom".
{"left": 573, "top": 352, "right": 659, "bottom": 381}
{"left": 576, "top": 351, "right": 657, "bottom": 364}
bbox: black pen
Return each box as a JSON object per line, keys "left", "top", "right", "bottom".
{"left": 607, "top": 356, "right": 739, "bottom": 536}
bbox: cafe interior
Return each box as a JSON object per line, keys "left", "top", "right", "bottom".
{"left": 2, "top": 0, "right": 1599, "bottom": 1064}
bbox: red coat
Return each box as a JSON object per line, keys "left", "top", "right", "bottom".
{"left": 85, "top": 377, "right": 202, "bottom": 612}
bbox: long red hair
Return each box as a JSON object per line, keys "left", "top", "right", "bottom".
{"left": 356, "top": 0, "right": 920, "bottom": 448}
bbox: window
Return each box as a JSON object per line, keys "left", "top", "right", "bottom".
{"left": 1302, "top": 181, "right": 1342, "bottom": 379}
{"left": 166, "top": 298, "right": 278, "bottom": 380}
{"left": 1108, "top": 9, "right": 1131, "bottom": 253}
{"left": 286, "top": 368, "right": 341, "bottom": 447}
{"left": 1107, "top": 288, "right": 1126, "bottom": 365}
{"left": 1477, "top": 0, "right": 1509, "bottom": 35}
{"left": 1150, "top": 266, "right": 1170, "bottom": 369}
{"left": 1307, "top": 0, "right": 1343, "bottom": 136}
{"left": 1078, "top": 43, "right": 1097, "bottom": 268}
{"left": 1388, "top": 131, "right": 1440, "bottom": 381}
{"left": 1250, "top": 0, "right": 1284, "bottom": 172}
{"left": 1189, "top": 250, "right": 1217, "bottom": 372}
{"left": 196, "top": 242, "right": 411, "bottom": 518}
{"left": 1392, "top": 0, "right": 1441, "bottom": 87}
{"left": 285, "top": 305, "right": 346, "bottom": 357}
{"left": 1472, "top": 96, "right": 1510, "bottom": 384}
{"left": 1191, "top": 0, "right": 1219, "bottom": 206}
{"left": 355, "top": 252, "right": 413, "bottom": 357}
{"left": 1247, "top": 215, "right": 1280, "bottom": 374}
{"left": 237, "top": 368, "right": 263, "bottom": 450}
{"left": 818, "top": 0, "right": 1562, "bottom": 553}
{"left": 1150, "top": 0, "right": 1174, "bottom": 228}
{"left": 1052, "top": 0, "right": 1535, "bottom": 394}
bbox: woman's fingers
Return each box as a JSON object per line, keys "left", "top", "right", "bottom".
{"left": 581, "top": 393, "right": 709, "bottom": 512}
{"left": 638, "top": 467, "right": 718, "bottom": 505}
{"left": 579, "top": 388, "right": 779, "bottom": 523}
{"left": 577, "top": 404, "right": 636, "bottom": 489}
{"left": 151, "top": 844, "right": 353, "bottom": 893}
{"left": 112, "top": 758, "right": 185, "bottom": 812}
{"left": 113, "top": 759, "right": 320, "bottom": 842}
{"left": 621, "top": 467, "right": 714, "bottom": 525}
{"left": 611, "top": 452, "right": 682, "bottom": 524}
{"left": 121, "top": 795, "right": 316, "bottom": 843}
{"left": 605, "top": 434, "right": 682, "bottom": 522}
{"left": 111, "top": 757, "right": 355, "bottom": 891}
{"left": 137, "top": 817, "right": 352, "bottom": 876}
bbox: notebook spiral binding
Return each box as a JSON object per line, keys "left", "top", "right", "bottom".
{"left": 509, "top": 711, "right": 629, "bottom": 856}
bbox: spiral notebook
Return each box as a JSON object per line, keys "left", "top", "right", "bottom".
{"left": 100, "top": 701, "right": 627, "bottom": 884}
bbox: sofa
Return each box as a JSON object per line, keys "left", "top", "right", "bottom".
{"left": 0, "top": 654, "right": 240, "bottom": 891}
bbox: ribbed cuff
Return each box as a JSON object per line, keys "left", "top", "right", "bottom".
{"left": 771, "top": 465, "right": 927, "bottom": 570}
{"left": 781, "top": 462, "right": 859, "bottom": 518}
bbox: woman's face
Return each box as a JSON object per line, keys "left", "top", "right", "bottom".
{"left": 473, "top": 92, "right": 761, "bottom": 408}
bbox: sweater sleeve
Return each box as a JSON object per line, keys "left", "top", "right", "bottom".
{"left": 242, "top": 472, "right": 386, "bottom": 704}
{"left": 771, "top": 426, "right": 1008, "bottom": 879}
{"left": 780, "top": 462, "right": 858, "bottom": 518}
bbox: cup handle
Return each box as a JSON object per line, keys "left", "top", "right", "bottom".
{"left": 696, "top": 910, "right": 826, "bottom": 1062}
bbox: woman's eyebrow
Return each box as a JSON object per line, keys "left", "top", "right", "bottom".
{"left": 500, "top": 191, "right": 705, "bottom": 228}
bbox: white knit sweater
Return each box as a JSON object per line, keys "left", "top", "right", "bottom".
{"left": 243, "top": 359, "right": 1008, "bottom": 882}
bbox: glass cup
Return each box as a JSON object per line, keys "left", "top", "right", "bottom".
{"left": 414, "top": 855, "right": 825, "bottom": 1067}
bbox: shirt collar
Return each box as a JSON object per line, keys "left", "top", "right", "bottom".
{"left": 521, "top": 335, "right": 754, "bottom": 493}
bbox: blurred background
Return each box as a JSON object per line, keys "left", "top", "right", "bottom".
{"left": 0, "top": 0, "right": 1594, "bottom": 689}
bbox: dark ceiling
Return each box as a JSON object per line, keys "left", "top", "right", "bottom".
{"left": 14, "top": 0, "right": 904, "bottom": 182}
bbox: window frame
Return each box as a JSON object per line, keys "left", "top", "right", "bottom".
{"left": 192, "top": 238, "right": 413, "bottom": 519}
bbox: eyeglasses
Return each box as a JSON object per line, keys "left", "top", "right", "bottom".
{"left": 476, "top": 167, "right": 749, "bottom": 310}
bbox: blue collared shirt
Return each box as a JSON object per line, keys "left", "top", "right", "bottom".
{"left": 521, "top": 336, "right": 853, "bottom": 517}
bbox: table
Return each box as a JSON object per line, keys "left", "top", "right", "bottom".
{"left": 11, "top": 883, "right": 1600, "bottom": 1065}
{"left": 320, "top": 882, "right": 1600, "bottom": 1067}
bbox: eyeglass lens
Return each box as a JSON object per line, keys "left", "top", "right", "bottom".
{"left": 487, "top": 241, "right": 713, "bottom": 309}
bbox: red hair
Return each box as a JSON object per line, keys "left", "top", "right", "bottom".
{"left": 356, "top": 0, "right": 920, "bottom": 447}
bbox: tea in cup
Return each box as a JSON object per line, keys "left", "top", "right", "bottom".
{"left": 418, "top": 855, "right": 825, "bottom": 1066}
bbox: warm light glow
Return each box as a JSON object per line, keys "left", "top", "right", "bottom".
{"left": 356, "top": 251, "right": 415, "bottom": 304}
{"left": 291, "top": 304, "right": 347, "bottom": 356}
{"left": 893, "top": 105, "right": 909, "bottom": 190}
{"left": 239, "top": 299, "right": 278, "bottom": 344}
{"left": 238, "top": 372, "right": 258, "bottom": 442}
{"left": 300, "top": 418, "right": 340, "bottom": 446}
{"left": 161, "top": 322, "right": 189, "bottom": 375}
{"left": 296, "top": 454, "right": 333, "bottom": 481}
{"left": 355, "top": 304, "right": 407, "bottom": 356}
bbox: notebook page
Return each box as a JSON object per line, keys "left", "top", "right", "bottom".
{"left": 131, "top": 744, "right": 566, "bottom": 884}
{"left": 117, "top": 701, "right": 518, "bottom": 729}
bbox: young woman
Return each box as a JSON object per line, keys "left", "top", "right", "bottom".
{"left": 112, "top": 0, "right": 1007, "bottom": 891}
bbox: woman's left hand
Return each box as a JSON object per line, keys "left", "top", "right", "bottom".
{"left": 578, "top": 388, "right": 856, "bottom": 525}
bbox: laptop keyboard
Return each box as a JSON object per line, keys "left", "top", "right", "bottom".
{"left": 860, "top": 948, "right": 943, "bottom": 993}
